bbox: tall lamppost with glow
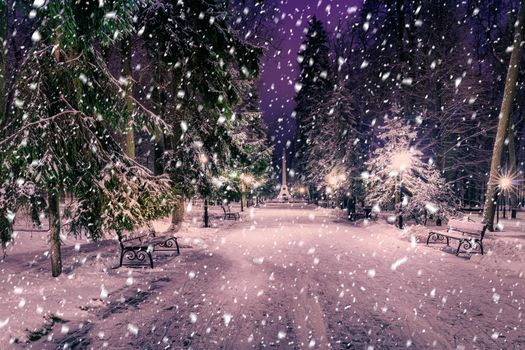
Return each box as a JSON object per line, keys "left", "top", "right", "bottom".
{"left": 390, "top": 151, "right": 413, "bottom": 229}
{"left": 497, "top": 172, "right": 515, "bottom": 222}
{"left": 299, "top": 186, "right": 307, "bottom": 201}
{"left": 500, "top": 175, "right": 511, "bottom": 219}
{"left": 240, "top": 173, "right": 254, "bottom": 212}
{"left": 325, "top": 168, "right": 346, "bottom": 208}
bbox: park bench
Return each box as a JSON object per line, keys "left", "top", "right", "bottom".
{"left": 221, "top": 205, "right": 240, "bottom": 220}
{"left": 118, "top": 232, "right": 180, "bottom": 268}
{"left": 348, "top": 207, "right": 377, "bottom": 222}
{"left": 426, "top": 219, "right": 487, "bottom": 256}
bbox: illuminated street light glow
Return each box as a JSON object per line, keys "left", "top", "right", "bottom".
{"left": 325, "top": 168, "right": 346, "bottom": 189}
{"left": 390, "top": 151, "right": 413, "bottom": 172}
{"left": 198, "top": 153, "right": 208, "bottom": 166}
{"left": 495, "top": 169, "right": 519, "bottom": 194}
{"left": 240, "top": 173, "right": 254, "bottom": 186}
{"left": 499, "top": 176, "right": 512, "bottom": 190}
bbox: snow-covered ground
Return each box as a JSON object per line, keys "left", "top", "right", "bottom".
{"left": 1, "top": 203, "right": 525, "bottom": 349}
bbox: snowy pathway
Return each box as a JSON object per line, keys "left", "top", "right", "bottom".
{"left": 5, "top": 204, "right": 525, "bottom": 349}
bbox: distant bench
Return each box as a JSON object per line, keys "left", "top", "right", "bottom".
{"left": 426, "top": 219, "right": 487, "bottom": 256}
{"left": 348, "top": 207, "right": 377, "bottom": 222}
{"left": 118, "top": 233, "right": 180, "bottom": 268}
{"left": 221, "top": 205, "right": 240, "bottom": 220}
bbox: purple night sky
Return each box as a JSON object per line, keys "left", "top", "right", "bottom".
{"left": 258, "top": 0, "right": 362, "bottom": 157}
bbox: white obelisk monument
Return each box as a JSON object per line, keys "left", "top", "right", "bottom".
{"left": 277, "top": 149, "right": 291, "bottom": 201}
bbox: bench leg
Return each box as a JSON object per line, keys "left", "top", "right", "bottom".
{"left": 427, "top": 232, "right": 447, "bottom": 245}
{"left": 456, "top": 240, "right": 463, "bottom": 256}
{"left": 478, "top": 240, "right": 484, "bottom": 255}
{"left": 148, "top": 251, "right": 154, "bottom": 268}
{"left": 119, "top": 248, "right": 125, "bottom": 267}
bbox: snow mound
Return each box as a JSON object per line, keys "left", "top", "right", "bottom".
{"left": 471, "top": 238, "right": 525, "bottom": 277}
{"left": 402, "top": 225, "right": 429, "bottom": 242}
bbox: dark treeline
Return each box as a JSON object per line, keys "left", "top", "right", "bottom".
{"left": 292, "top": 0, "right": 525, "bottom": 223}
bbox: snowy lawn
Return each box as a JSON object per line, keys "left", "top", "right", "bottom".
{"left": 1, "top": 204, "right": 524, "bottom": 349}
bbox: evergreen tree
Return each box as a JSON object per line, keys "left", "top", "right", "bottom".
{"left": 0, "top": 0, "right": 175, "bottom": 276}
{"left": 293, "top": 17, "right": 332, "bottom": 183}
{"left": 230, "top": 81, "right": 273, "bottom": 204}
{"left": 139, "top": 0, "right": 263, "bottom": 216}
{"left": 365, "top": 113, "right": 457, "bottom": 224}
{"left": 0, "top": 0, "right": 6, "bottom": 125}
{"left": 303, "top": 85, "right": 360, "bottom": 195}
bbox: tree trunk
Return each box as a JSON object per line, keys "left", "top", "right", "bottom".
{"left": 0, "top": 1, "right": 6, "bottom": 126}
{"left": 170, "top": 197, "right": 185, "bottom": 232}
{"left": 121, "top": 39, "right": 135, "bottom": 159}
{"left": 203, "top": 198, "right": 209, "bottom": 228}
{"left": 49, "top": 192, "right": 62, "bottom": 277}
{"left": 152, "top": 77, "right": 166, "bottom": 175}
{"left": 241, "top": 182, "right": 246, "bottom": 212}
{"left": 483, "top": 0, "right": 525, "bottom": 231}
{"left": 154, "top": 128, "right": 165, "bottom": 175}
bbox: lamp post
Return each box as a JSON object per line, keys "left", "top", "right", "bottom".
{"left": 498, "top": 174, "right": 513, "bottom": 224}
{"left": 390, "top": 151, "right": 413, "bottom": 229}
{"left": 240, "top": 173, "right": 254, "bottom": 212}
{"left": 325, "top": 169, "right": 346, "bottom": 210}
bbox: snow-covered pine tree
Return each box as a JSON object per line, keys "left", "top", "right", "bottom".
{"left": 303, "top": 85, "right": 360, "bottom": 195}
{"left": 365, "top": 114, "right": 458, "bottom": 224}
{"left": 228, "top": 80, "right": 273, "bottom": 204}
{"left": 0, "top": 0, "right": 175, "bottom": 276}
{"left": 293, "top": 17, "right": 332, "bottom": 184}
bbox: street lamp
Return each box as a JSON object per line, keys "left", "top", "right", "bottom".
{"left": 496, "top": 171, "right": 517, "bottom": 221}
{"left": 240, "top": 173, "right": 254, "bottom": 211}
{"left": 500, "top": 175, "right": 512, "bottom": 219}
{"left": 325, "top": 168, "right": 346, "bottom": 208}
{"left": 390, "top": 150, "right": 414, "bottom": 229}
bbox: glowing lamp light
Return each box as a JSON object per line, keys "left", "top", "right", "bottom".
{"left": 498, "top": 176, "right": 513, "bottom": 190}
{"left": 240, "top": 173, "right": 254, "bottom": 186}
{"left": 390, "top": 151, "right": 413, "bottom": 172}
{"left": 325, "top": 168, "right": 346, "bottom": 189}
{"left": 198, "top": 153, "right": 208, "bottom": 165}
{"left": 496, "top": 170, "right": 518, "bottom": 194}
